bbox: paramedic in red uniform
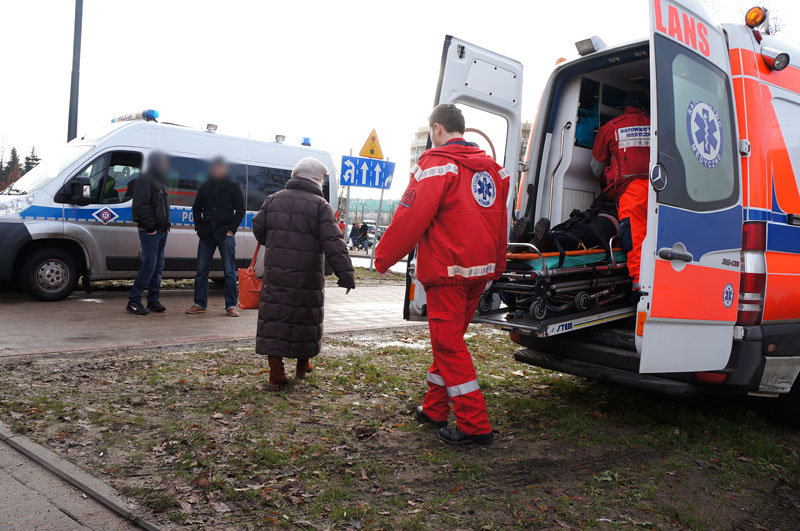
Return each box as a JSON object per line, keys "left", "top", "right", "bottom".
{"left": 375, "top": 104, "right": 510, "bottom": 445}
{"left": 591, "top": 91, "right": 651, "bottom": 287}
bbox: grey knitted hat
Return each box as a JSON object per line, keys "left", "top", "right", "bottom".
{"left": 292, "top": 157, "right": 329, "bottom": 182}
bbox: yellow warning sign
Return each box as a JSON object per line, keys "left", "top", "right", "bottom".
{"left": 359, "top": 129, "right": 384, "bottom": 159}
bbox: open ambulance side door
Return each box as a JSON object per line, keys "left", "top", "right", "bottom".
{"left": 638, "top": 0, "right": 742, "bottom": 372}
{"left": 404, "top": 36, "right": 524, "bottom": 320}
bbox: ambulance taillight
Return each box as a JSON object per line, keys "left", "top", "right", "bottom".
{"left": 737, "top": 222, "right": 767, "bottom": 326}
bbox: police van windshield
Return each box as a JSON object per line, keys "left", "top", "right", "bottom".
{"left": 4, "top": 144, "right": 93, "bottom": 195}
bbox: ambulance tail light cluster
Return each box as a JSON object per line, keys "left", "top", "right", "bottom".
{"left": 737, "top": 222, "right": 767, "bottom": 326}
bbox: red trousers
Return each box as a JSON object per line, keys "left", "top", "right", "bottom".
{"left": 617, "top": 179, "right": 649, "bottom": 284}
{"left": 422, "top": 281, "right": 492, "bottom": 435}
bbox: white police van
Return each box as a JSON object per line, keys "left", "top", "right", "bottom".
{"left": 0, "top": 110, "right": 337, "bottom": 301}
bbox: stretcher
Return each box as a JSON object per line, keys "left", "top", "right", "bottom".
{"left": 476, "top": 241, "right": 636, "bottom": 337}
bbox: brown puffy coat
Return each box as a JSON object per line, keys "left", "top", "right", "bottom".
{"left": 252, "top": 177, "right": 355, "bottom": 358}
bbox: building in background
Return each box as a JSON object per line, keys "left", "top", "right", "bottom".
{"left": 409, "top": 126, "right": 428, "bottom": 169}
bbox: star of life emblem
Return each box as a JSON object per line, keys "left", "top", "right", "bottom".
{"left": 686, "top": 100, "right": 723, "bottom": 168}
{"left": 471, "top": 171, "right": 496, "bottom": 208}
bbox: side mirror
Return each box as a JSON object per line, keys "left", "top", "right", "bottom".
{"left": 69, "top": 177, "right": 92, "bottom": 205}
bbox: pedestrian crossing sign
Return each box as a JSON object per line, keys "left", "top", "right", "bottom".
{"left": 359, "top": 129, "right": 384, "bottom": 159}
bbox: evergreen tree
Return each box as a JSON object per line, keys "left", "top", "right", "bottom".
{"left": 23, "top": 146, "right": 41, "bottom": 175}
{"left": 5, "top": 163, "right": 20, "bottom": 188}
{"left": 0, "top": 148, "right": 20, "bottom": 189}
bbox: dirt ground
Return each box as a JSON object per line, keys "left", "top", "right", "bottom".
{"left": 0, "top": 327, "right": 799, "bottom": 529}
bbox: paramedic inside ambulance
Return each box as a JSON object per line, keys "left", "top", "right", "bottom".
{"left": 590, "top": 91, "right": 651, "bottom": 288}
{"left": 375, "top": 103, "right": 510, "bottom": 446}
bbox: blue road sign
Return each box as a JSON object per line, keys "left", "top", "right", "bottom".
{"left": 340, "top": 155, "right": 395, "bottom": 190}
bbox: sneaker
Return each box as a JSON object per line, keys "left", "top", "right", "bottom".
{"left": 438, "top": 427, "right": 493, "bottom": 446}
{"left": 225, "top": 307, "right": 240, "bottom": 317}
{"left": 185, "top": 305, "right": 207, "bottom": 314}
{"left": 147, "top": 301, "right": 166, "bottom": 313}
{"left": 126, "top": 301, "right": 149, "bottom": 315}
{"left": 415, "top": 406, "right": 447, "bottom": 428}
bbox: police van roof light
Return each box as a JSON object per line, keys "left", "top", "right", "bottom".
{"left": 575, "top": 36, "right": 606, "bottom": 57}
{"left": 761, "top": 46, "right": 790, "bottom": 71}
{"left": 745, "top": 6, "right": 767, "bottom": 28}
{"left": 206, "top": 123, "right": 218, "bottom": 133}
{"left": 302, "top": 137, "right": 311, "bottom": 146}
{"left": 111, "top": 109, "right": 159, "bottom": 123}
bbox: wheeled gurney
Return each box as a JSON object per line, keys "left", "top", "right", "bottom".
{"left": 476, "top": 241, "right": 636, "bottom": 337}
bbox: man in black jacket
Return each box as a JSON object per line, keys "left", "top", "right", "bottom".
{"left": 127, "top": 151, "right": 171, "bottom": 315}
{"left": 186, "top": 157, "right": 245, "bottom": 317}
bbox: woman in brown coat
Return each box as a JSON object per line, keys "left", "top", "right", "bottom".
{"left": 252, "top": 157, "right": 355, "bottom": 389}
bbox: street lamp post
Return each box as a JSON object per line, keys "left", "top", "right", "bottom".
{"left": 67, "top": 0, "right": 84, "bottom": 142}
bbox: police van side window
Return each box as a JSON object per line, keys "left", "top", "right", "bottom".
{"left": 246, "top": 165, "right": 292, "bottom": 211}
{"left": 73, "top": 153, "right": 110, "bottom": 203}
{"left": 166, "top": 156, "right": 209, "bottom": 207}
{"left": 655, "top": 34, "right": 738, "bottom": 211}
{"left": 100, "top": 151, "right": 143, "bottom": 204}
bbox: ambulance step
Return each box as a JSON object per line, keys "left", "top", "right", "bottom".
{"left": 513, "top": 348, "right": 697, "bottom": 397}
{"left": 474, "top": 304, "right": 636, "bottom": 338}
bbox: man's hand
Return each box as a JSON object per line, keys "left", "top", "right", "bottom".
{"left": 226, "top": 231, "right": 234, "bottom": 236}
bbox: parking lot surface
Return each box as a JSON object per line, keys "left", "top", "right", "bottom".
{"left": 0, "top": 284, "right": 413, "bottom": 358}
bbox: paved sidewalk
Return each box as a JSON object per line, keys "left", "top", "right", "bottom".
{"left": 0, "top": 284, "right": 415, "bottom": 358}
{"left": 0, "top": 441, "right": 136, "bottom": 530}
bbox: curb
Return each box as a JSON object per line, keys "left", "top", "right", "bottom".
{"left": 0, "top": 420, "right": 160, "bottom": 531}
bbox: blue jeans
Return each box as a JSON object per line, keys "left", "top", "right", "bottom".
{"left": 129, "top": 230, "right": 168, "bottom": 304}
{"left": 194, "top": 235, "right": 238, "bottom": 309}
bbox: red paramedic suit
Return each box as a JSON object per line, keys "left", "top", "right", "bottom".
{"left": 375, "top": 139, "right": 509, "bottom": 435}
{"left": 592, "top": 106, "right": 651, "bottom": 284}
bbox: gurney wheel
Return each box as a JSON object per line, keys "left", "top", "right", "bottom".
{"left": 478, "top": 291, "right": 494, "bottom": 313}
{"left": 574, "top": 291, "right": 595, "bottom": 312}
{"left": 529, "top": 298, "right": 547, "bottom": 320}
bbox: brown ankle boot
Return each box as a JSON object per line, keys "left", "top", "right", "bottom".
{"left": 296, "top": 358, "right": 313, "bottom": 379}
{"left": 267, "top": 356, "right": 289, "bottom": 390}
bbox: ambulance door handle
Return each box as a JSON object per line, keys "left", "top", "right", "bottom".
{"left": 658, "top": 248, "right": 693, "bottom": 263}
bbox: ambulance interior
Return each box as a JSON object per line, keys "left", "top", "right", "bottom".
{"left": 477, "top": 43, "right": 651, "bottom": 344}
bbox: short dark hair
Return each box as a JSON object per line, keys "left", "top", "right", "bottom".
{"left": 428, "top": 104, "right": 465, "bottom": 134}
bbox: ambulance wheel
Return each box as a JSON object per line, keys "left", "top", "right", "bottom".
{"left": 574, "top": 291, "right": 595, "bottom": 312}
{"left": 529, "top": 299, "right": 547, "bottom": 320}
{"left": 478, "top": 291, "right": 494, "bottom": 314}
{"left": 22, "top": 248, "right": 78, "bottom": 301}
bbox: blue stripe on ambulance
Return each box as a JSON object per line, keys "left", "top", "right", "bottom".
{"left": 656, "top": 204, "right": 742, "bottom": 259}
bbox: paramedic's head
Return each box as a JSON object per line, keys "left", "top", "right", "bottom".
{"left": 428, "top": 103, "right": 465, "bottom": 148}
{"left": 292, "top": 157, "right": 329, "bottom": 188}
{"left": 209, "top": 156, "right": 229, "bottom": 181}
{"left": 624, "top": 91, "right": 649, "bottom": 112}
{"left": 147, "top": 151, "right": 170, "bottom": 182}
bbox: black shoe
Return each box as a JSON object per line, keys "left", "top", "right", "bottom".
{"left": 531, "top": 217, "right": 553, "bottom": 252}
{"left": 438, "top": 427, "right": 493, "bottom": 446}
{"left": 126, "top": 301, "right": 149, "bottom": 315}
{"left": 147, "top": 301, "right": 166, "bottom": 313}
{"left": 415, "top": 406, "right": 447, "bottom": 428}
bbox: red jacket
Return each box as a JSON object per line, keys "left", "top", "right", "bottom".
{"left": 591, "top": 107, "right": 651, "bottom": 200}
{"left": 375, "top": 139, "right": 509, "bottom": 287}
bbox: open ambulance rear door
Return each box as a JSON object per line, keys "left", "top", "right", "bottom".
{"left": 404, "top": 36, "right": 524, "bottom": 320}
{"left": 638, "top": 0, "right": 743, "bottom": 372}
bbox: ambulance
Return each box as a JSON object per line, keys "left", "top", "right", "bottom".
{"left": 404, "top": 1, "right": 800, "bottom": 419}
{"left": 0, "top": 112, "right": 337, "bottom": 301}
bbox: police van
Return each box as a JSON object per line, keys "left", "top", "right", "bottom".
{"left": 0, "top": 111, "right": 337, "bottom": 301}
{"left": 405, "top": 1, "right": 800, "bottom": 419}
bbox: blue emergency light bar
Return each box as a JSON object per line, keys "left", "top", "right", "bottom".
{"left": 111, "top": 109, "right": 159, "bottom": 123}
{"left": 302, "top": 137, "right": 311, "bottom": 146}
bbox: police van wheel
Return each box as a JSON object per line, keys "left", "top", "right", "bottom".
{"left": 22, "top": 248, "right": 78, "bottom": 301}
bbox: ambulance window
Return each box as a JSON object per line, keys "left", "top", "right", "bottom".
{"left": 100, "top": 151, "right": 143, "bottom": 204}
{"left": 246, "top": 165, "right": 292, "bottom": 211}
{"left": 166, "top": 156, "right": 209, "bottom": 207}
{"left": 655, "top": 34, "right": 738, "bottom": 211}
{"left": 455, "top": 104, "right": 508, "bottom": 166}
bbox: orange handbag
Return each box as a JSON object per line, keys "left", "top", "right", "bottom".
{"left": 237, "top": 244, "right": 262, "bottom": 309}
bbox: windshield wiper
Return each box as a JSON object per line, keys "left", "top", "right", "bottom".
{"left": 6, "top": 186, "right": 26, "bottom": 195}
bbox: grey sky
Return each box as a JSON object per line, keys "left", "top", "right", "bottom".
{"left": 1, "top": 0, "right": 797, "bottom": 199}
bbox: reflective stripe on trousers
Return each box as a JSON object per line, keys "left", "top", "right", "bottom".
{"left": 427, "top": 372, "right": 480, "bottom": 398}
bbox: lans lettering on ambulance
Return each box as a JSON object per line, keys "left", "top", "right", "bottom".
{"left": 405, "top": 1, "right": 800, "bottom": 424}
